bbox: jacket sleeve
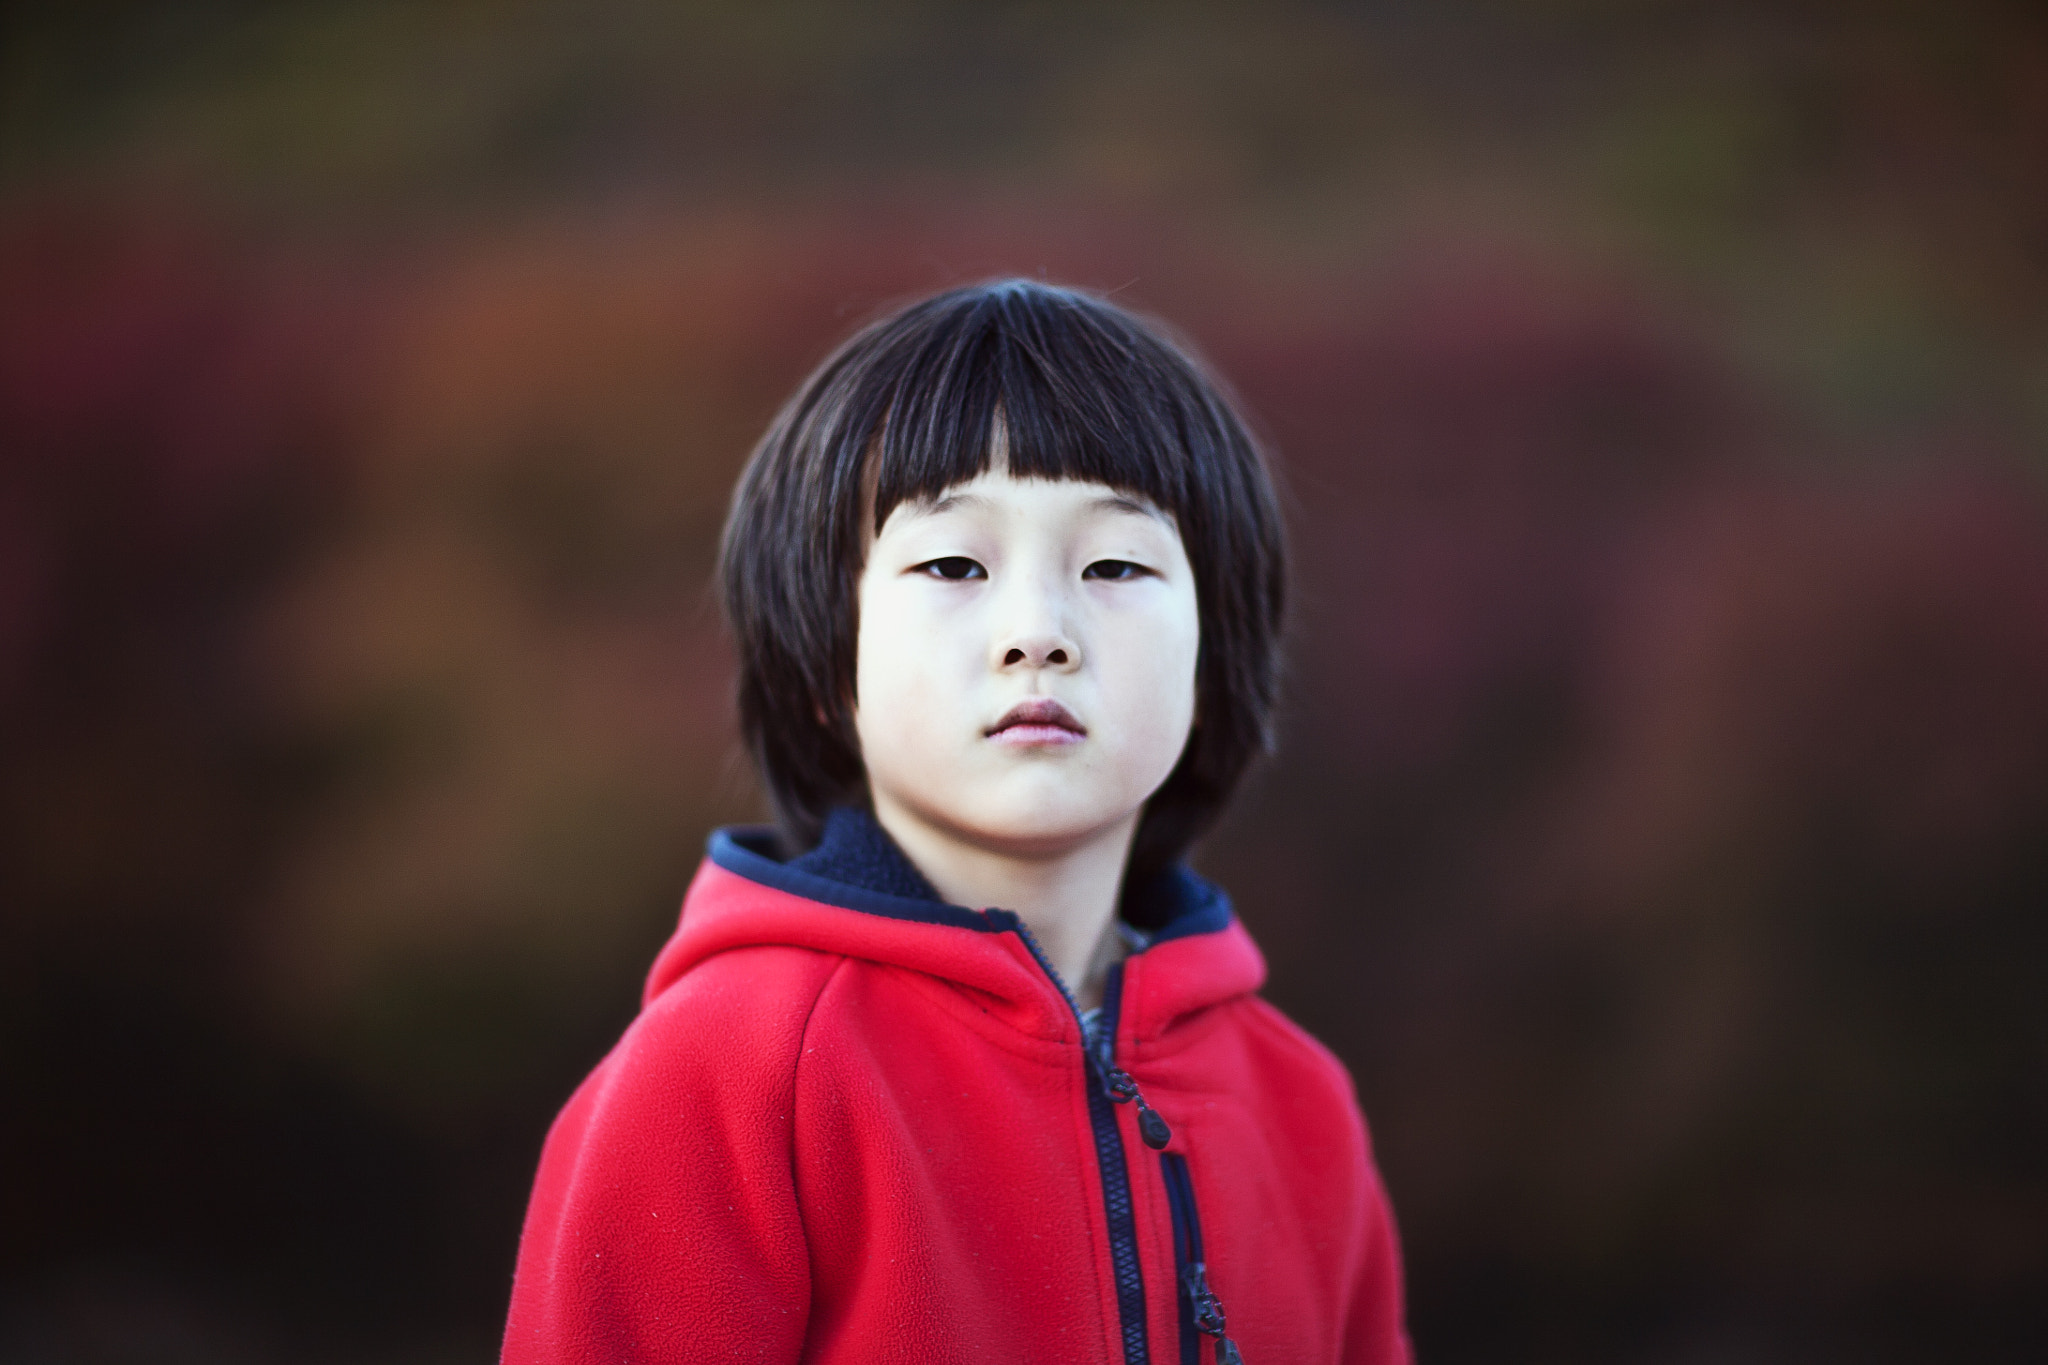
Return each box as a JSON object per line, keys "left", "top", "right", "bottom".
{"left": 501, "top": 948, "right": 835, "bottom": 1364}
{"left": 1343, "top": 1133, "right": 1414, "bottom": 1365}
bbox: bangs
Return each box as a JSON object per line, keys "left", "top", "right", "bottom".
{"left": 861, "top": 284, "right": 1197, "bottom": 531}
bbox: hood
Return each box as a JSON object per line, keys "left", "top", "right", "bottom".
{"left": 644, "top": 822, "right": 1267, "bottom": 1048}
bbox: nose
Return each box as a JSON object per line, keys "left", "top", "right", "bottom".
{"left": 998, "top": 637, "right": 1076, "bottom": 669}
{"left": 990, "top": 575, "right": 1081, "bottom": 673}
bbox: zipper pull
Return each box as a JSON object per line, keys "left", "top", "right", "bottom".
{"left": 1184, "top": 1260, "right": 1245, "bottom": 1363}
{"left": 1132, "top": 1093, "right": 1172, "bottom": 1150}
{"left": 1093, "top": 1042, "right": 1173, "bottom": 1149}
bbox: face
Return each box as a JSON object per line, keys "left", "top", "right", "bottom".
{"left": 853, "top": 462, "right": 1201, "bottom": 860}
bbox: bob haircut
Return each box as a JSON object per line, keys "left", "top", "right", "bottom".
{"left": 719, "top": 279, "right": 1285, "bottom": 882}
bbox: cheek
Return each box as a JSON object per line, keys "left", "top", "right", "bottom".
{"left": 1108, "top": 594, "right": 1201, "bottom": 758}
{"left": 854, "top": 584, "right": 955, "bottom": 754}
{"left": 857, "top": 657, "right": 932, "bottom": 743}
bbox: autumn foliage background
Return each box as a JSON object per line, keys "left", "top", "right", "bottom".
{"left": 5, "top": 3, "right": 2047, "bottom": 1361}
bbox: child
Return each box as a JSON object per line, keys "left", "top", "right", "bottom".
{"left": 502, "top": 280, "right": 1411, "bottom": 1363}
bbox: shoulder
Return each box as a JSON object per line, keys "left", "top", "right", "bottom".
{"left": 639, "top": 941, "right": 846, "bottom": 1038}
{"left": 508, "top": 949, "right": 827, "bottom": 1358}
{"left": 1209, "top": 996, "right": 1402, "bottom": 1266}
{"left": 622, "top": 942, "right": 845, "bottom": 1071}
{"left": 1234, "top": 995, "right": 1359, "bottom": 1093}
{"left": 565, "top": 944, "right": 847, "bottom": 1143}
{"left": 1224, "top": 994, "right": 1379, "bottom": 1154}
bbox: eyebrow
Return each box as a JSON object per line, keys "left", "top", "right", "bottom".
{"left": 923, "top": 491, "right": 986, "bottom": 516}
{"left": 908, "top": 491, "right": 1170, "bottom": 522}
{"left": 1092, "top": 493, "right": 1171, "bottom": 523}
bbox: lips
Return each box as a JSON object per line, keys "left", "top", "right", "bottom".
{"left": 986, "top": 697, "right": 1086, "bottom": 744}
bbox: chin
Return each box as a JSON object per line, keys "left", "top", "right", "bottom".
{"left": 948, "top": 792, "right": 1135, "bottom": 856}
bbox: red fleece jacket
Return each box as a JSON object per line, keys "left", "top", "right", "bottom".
{"left": 503, "top": 828, "right": 1411, "bottom": 1364}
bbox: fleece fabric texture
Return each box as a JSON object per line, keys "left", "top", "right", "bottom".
{"left": 786, "top": 806, "right": 945, "bottom": 903}
{"left": 503, "top": 821, "right": 1411, "bottom": 1364}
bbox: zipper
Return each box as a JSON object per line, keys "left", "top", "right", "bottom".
{"left": 1008, "top": 921, "right": 1153, "bottom": 1365}
{"left": 1161, "top": 1152, "right": 1245, "bottom": 1365}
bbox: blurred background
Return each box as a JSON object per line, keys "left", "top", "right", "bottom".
{"left": 4, "top": 1, "right": 2046, "bottom": 1360}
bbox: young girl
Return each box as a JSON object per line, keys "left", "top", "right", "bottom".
{"left": 503, "top": 280, "right": 1410, "bottom": 1363}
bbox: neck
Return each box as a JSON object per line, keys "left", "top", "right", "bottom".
{"left": 869, "top": 796, "right": 1134, "bottom": 1012}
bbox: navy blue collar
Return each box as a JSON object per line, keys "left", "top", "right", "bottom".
{"left": 707, "top": 807, "right": 1232, "bottom": 945}
{"left": 789, "top": 806, "right": 944, "bottom": 902}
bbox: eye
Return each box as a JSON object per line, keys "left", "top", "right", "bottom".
{"left": 1082, "top": 559, "right": 1149, "bottom": 581}
{"left": 915, "top": 556, "right": 986, "bottom": 581}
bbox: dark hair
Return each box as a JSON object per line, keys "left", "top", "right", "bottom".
{"left": 718, "top": 279, "right": 1285, "bottom": 877}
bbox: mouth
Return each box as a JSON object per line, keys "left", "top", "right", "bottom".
{"left": 986, "top": 697, "right": 1087, "bottom": 746}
